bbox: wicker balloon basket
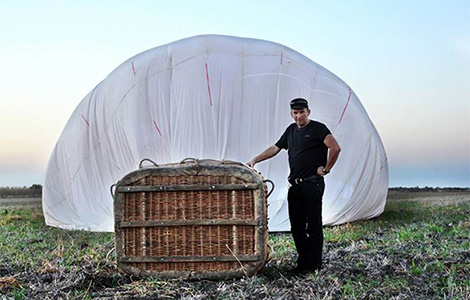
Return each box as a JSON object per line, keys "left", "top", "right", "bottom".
{"left": 112, "top": 158, "right": 273, "bottom": 279}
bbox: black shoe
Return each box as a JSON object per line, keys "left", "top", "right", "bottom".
{"left": 291, "top": 265, "right": 309, "bottom": 274}
{"left": 291, "top": 264, "right": 321, "bottom": 274}
{"left": 309, "top": 264, "right": 321, "bottom": 272}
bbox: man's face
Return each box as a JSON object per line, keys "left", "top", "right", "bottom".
{"left": 291, "top": 108, "right": 310, "bottom": 127}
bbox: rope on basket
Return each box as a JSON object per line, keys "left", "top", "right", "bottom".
{"left": 225, "top": 244, "right": 249, "bottom": 278}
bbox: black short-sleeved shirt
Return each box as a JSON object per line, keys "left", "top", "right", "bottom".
{"left": 275, "top": 120, "right": 331, "bottom": 179}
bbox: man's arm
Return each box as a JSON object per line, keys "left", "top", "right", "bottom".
{"left": 247, "top": 145, "right": 281, "bottom": 167}
{"left": 317, "top": 134, "right": 341, "bottom": 175}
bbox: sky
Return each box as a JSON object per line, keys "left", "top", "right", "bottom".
{"left": 0, "top": 0, "right": 469, "bottom": 188}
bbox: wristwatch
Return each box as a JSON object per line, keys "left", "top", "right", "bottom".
{"left": 322, "top": 167, "right": 329, "bottom": 174}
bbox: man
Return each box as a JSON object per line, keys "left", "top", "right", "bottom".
{"left": 247, "top": 98, "right": 341, "bottom": 273}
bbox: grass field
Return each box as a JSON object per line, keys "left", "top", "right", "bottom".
{"left": 0, "top": 192, "right": 469, "bottom": 299}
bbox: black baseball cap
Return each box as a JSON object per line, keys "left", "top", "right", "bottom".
{"left": 290, "top": 98, "right": 309, "bottom": 109}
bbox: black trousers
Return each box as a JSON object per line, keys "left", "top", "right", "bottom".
{"left": 287, "top": 177, "right": 325, "bottom": 268}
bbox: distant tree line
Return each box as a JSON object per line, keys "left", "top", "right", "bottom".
{"left": 0, "top": 184, "right": 42, "bottom": 198}
{"left": 389, "top": 187, "right": 469, "bottom": 192}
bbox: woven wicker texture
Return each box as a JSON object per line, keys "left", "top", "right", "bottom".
{"left": 114, "top": 160, "right": 269, "bottom": 279}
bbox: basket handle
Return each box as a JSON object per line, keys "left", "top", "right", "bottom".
{"left": 110, "top": 183, "right": 117, "bottom": 198}
{"left": 139, "top": 158, "right": 159, "bottom": 168}
{"left": 264, "top": 179, "right": 275, "bottom": 198}
{"left": 179, "top": 157, "right": 199, "bottom": 164}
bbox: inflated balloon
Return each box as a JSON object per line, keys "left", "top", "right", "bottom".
{"left": 43, "top": 35, "right": 388, "bottom": 232}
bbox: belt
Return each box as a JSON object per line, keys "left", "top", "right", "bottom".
{"left": 288, "top": 174, "right": 322, "bottom": 185}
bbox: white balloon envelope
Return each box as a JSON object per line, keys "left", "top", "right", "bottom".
{"left": 43, "top": 35, "right": 388, "bottom": 232}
